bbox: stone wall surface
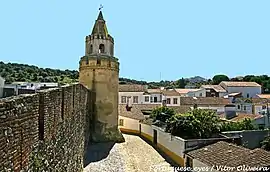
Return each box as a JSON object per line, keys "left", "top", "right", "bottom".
{"left": 0, "top": 84, "right": 91, "bottom": 172}
{"left": 79, "top": 57, "right": 124, "bottom": 142}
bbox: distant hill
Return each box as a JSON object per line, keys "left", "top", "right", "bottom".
{"left": 1, "top": 61, "right": 270, "bottom": 93}
{"left": 0, "top": 61, "right": 79, "bottom": 84}
{"left": 186, "top": 76, "right": 207, "bottom": 83}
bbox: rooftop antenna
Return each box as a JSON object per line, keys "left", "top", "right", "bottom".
{"left": 99, "top": 4, "right": 104, "bottom": 11}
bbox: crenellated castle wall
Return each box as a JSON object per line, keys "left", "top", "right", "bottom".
{"left": 0, "top": 83, "right": 91, "bottom": 172}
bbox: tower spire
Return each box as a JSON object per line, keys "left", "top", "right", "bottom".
{"left": 97, "top": 4, "right": 104, "bottom": 20}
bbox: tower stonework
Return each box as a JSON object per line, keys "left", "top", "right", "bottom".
{"left": 79, "top": 11, "right": 124, "bottom": 142}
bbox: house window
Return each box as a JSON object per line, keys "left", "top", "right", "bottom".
{"left": 247, "top": 93, "right": 250, "bottom": 98}
{"left": 238, "top": 105, "right": 241, "bottom": 109}
{"left": 133, "top": 96, "right": 138, "bottom": 103}
{"left": 145, "top": 96, "right": 149, "bottom": 102}
{"left": 199, "top": 93, "right": 203, "bottom": 97}
{"left": 119, "top": 119, "right": 124, "bottom": 126}
{"left": 154, "top": 97, "right": 157, "bottom": 102}
{"left": 121, "top": 96, "right": 127, "bottom": 103}
{"left": 166, "top": 98, "right": 171, "bottom": 104}
{"left": 262, "top": 105, "right": 267, "bottom": 109}
{"left": 173, "top": 98, "right": 178, "bottom": 104}
{"left": 244, "top": 106, "right": 246, "bottom": 111}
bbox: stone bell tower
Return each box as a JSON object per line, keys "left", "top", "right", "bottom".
{"left": 79, "top": 11, "right": 124, "bottom": 142}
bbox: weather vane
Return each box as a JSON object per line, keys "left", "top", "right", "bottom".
{"left": 99, "top": 4, "right": 104, "bottom": 11}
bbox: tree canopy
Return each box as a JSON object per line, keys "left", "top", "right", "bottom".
{"left": 150, "top": 106, "right": 175, "bottom": 123}
{"left": 150, "top": 107, "right": 259, "bottom": 139}
{"left": 212, "top": 74, "right": 230, "bottom": 85}
{"left": 165, "top": 109, "right": 221, "bottom": 139}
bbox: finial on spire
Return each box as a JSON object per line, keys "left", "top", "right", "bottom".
{"left": 99, "top": 4, "right": 103, "bottom": 11}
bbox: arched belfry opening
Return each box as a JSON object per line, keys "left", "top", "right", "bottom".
{"left": 99, "top": 44, "right": 105, "bottom": 53}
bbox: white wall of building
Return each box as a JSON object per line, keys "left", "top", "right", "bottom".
{"left": 119, "top": 92, "right": 145, "bottom": 104}
{"left": 140, "top": 123, "right": 153, "bottom": 137}
{"left": 187, "top": 89, "right": 206, "bottom": 97}
{"left": 226, "top": 87, "right": 261, "bottom": 98}
{"left": 150, "top": 93, "right": 163, "bottom": 103}
{"left": 118, "top": 116, "right": 140, "bottom": 131}
{"left": 234, "top": 103, "right": 253, "bottom": 114}
{"left": 219, "top": 92, "right": 227, "bottom": 97}
{"left": 164, "top": 96, "right": 181, "bottom": 106}
{"left": 0, "top": 77, "right": 5, "bottom": 98}
{"left": 153, "top": 125, "right": 186, "bottom": 158}
{"left": 198, "top": 106, "right": 225, "bottom": 113}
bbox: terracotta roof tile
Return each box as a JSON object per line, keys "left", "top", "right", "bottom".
{"left": 186, "top": 141, "right": 270, "bottom": 170}
{"left": 119, "top": 84, "right": 147, "bottom": 92}
{"left": 175, "top": 89, "right": 201, "bottom": 94}
{"left": 256, "top": 94, "right": 270, "bottom": 99}
{"left": 219, "top": 113, "right": 263, "bottom": 122}
{"left": 220, "top": 81, "right": 261, "bottom": 87}
{"left": 162, "top": 89, "right": 181, "bottom": 96}
{"left": 118, "top": 104, "right": 161, "bottom": 120}
{"left": 147, "top": 89, "right": 162, "bottom": 94}
{"left": 180, "top": 97, "right": 230, "bottom": 106}
{"left": 201, "top": 85, "right": 227, "bottom": 92}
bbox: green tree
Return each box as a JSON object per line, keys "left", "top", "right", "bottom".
{"left": 212, "top": 74, "right": 229, "bottom": 84}
{"left": 175, "top": 78, "right": 186, "bottom": 88}
{"left": 220, "top": 119, "right": 256, "bottom": 132}
{"left": 150, "top": 106, "right": 175, "bottom": 123}
{"left": 165, "top": 109, "right": 221, "bottom": 139}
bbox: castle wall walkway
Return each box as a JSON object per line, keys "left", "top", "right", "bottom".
{"left": 83, "top": 134, "right": 174, "bottom": 172}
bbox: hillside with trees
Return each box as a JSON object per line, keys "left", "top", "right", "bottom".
{"left": 1, "top": 61, "right": 270, "bottom": 93}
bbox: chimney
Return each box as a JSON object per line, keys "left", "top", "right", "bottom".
{"left": 224, "top": 104, "right": 236, "bottom": 119}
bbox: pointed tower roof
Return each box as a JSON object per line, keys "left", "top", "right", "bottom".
{"left": 97, "top": 11, "right": 104, "bottom": 20}
{"left": 91, "top": 11, "right": 108, "bottom": 36}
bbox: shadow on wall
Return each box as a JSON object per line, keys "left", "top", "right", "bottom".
{"left": 83, "top": 142, "right": 116, "bottom": 167}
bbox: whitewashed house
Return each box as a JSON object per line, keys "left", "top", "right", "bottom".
{"left": 118, "top": 84, "right": 148, "bottom": 105}
{"left": 175, "top": 88, "right": 206, "bottom": 97}
{"left": 0, "top": 76, "right": 5, "bottom": 98}
{"left": 146, "top": 88, "right": 163, "bottom": 104}
{"left": 180, "top": 97, "right": 230, "bottom": 114}
{"left": 219, "top": 81, "right": 261, "bottom": 98}
{"left": 200, "top": 85, "right": 227, "bottom": 97}
{"left": 162, "top": 89, "right": 181, "bottom": 106}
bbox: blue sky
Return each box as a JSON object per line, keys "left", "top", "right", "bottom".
{"left": 0, "top": 1, "right": 269, "bottom": 81}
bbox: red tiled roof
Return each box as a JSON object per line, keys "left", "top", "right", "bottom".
{"left": 201, "top": 85, "right": 226, "bottom": 92}
{"left": 256, "top": 94, "right": 270, "bottom": 99}
{"left": 220, "top": 81, "right": 261, "bottom": 87}
{"left": 119, "top": 84, "right": 147, "bottom": 92}
{"left": 162, "top": 89, "right": 181, "bottom": 96}
{"left": 186, "top": 141, "right": 270, "bottom": 171}
{"left": 180, "top": 97, "right": 230, "bottom": 106}
{"left": 118, "top": 104, "right": 161, "bottom": 120}
{"left": 220, "top": 113, "right": 263, "bottom": 122}
{"left": 175, "top": 89, "right": 201, "bottom": 94}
